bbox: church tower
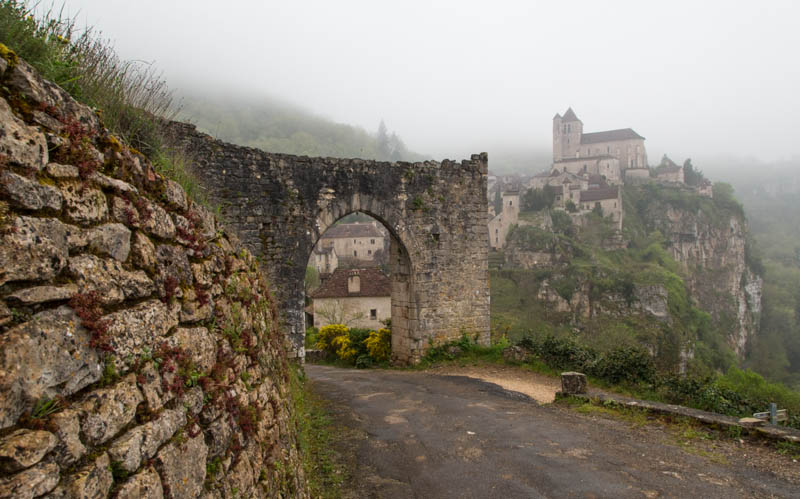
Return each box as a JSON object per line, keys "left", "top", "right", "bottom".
{"left": 553, "top": 107, "right": 582, "bottom": 161}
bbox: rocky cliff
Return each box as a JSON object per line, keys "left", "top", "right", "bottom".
{"left": 632, "top": 186, "right": 762, "bottom": 356}
{"left": 497, "top": 184, "right": 762, "bottom": 371}
{"left": 0, "top": 50, "right": 307, "bottom": 497}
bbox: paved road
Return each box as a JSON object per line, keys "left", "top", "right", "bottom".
{"left": 307, "top": 365, "right": 798, "bottom": 498}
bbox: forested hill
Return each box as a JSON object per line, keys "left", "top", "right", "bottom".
{"left": 176, "top": 91, "right": 427, "bottom": 162}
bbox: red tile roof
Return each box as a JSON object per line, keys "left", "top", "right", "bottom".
{"left": 580, "top": 186, "right": 619, "bottom": 202}
{"left": 580, "top": 128, "right": 644, "bottom": 144}
{"left": 310, "top": 268, "right": 390, "bottom": 299}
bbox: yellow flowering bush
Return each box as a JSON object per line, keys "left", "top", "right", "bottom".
{"left": 315, "top": 324, "right": 348, "bottom": 356}
{"left": 365, "top": 328, "right": 392, "bottom": 362}
{"left": 331, "top": 334, "right": 358, "bottom": 362}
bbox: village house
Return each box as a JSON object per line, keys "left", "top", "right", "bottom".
{"left": 318, "top": 222, "right": 386, "bottom": 261}
{"left": 488, "top": 191, "right": 520, "bottom": 249}
{"left": 654, "top": 155, "right": 685, "bottom": 184}
{"left": 310, "top": 245, "right": 338, "bottom": 274}
{"left": 579, "top": 185, "right": 623, "bottom": 228}
{"left": 310, "top": 268, "right": 391, "bottom": 330}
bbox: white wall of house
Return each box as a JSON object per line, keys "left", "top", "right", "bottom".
{"left": 312, "top": 296, "right": 391, "bottom": 330}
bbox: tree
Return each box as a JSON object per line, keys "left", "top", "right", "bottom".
{"left": 315, "top": 299, "right": 366, "bottom": 327}
{"left": 683, "top": 158, "right": 706, "bottom": 187}
{"left": 522, "top": 188, "right": 556, "bottom": 212}
{"left": 305, "top": 266, "right": 320, "bottom": 294}
{"left": 377, "top": 120, "right": 390, "bottom": 159}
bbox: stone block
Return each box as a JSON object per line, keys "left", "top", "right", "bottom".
{"left": 53, "top": 452, "right": 113, "bottom": 499}
{"left": 164, "top": 179, "right": 188, "bottom": 212}
{"left": 104, "top": 300, "right": 178, "bottom": 371}
{"left": 167, "top": 327, "right": 216, "bottom": 372}
{"left": 0, "top": 170, "right": 62, "bottom": 211}
{"left": 68, "top": 254, "right": 153, "bottom": 305}
{"left": 560, "top": 371, "right": 587, "bottom": 395}
{"left": 156, "top": 243, "right": 193, "bottom": 287}
{"left": 0, "top": 462, "right": 59, "bottom": 499}
{"left": 7, "top": 284, "right": 77, "bottom": 305}
{"left": 156, "top": 433, "right": 208, "bottom": 499}
{"left": 0, "top": 429, "right": 57, "bottom": 473}
{"left": 137, "top": 361, "right": 171, "bottom": 412}
{"left": 0, "top": 216, "right": 69, "bottom": 286}
{"left": 60, "top": 180, "right": 108, "bottom": 226}
{"left": 502, "top": 345, "right": 532, "bottom": 364}
{"left": 85, "top": 222, "right": 131, "bottom": 261}
{"left": 45, "top": 162, "right": 79, "bottom": 178}
{"left": 50, "top": 409, "right": 86, "bottom": 467}
{"left": 142, "top": 199, "right": 176, "bottom": 239}
{"left": 79, "top": 375, "right": 143, "bottom": 446}
{"left": 116, "top": 466, "right": 163, "bottom": 499}
{"left": 131, "top": 231, "right": 157, "bottom": 272}
{"left": 0, "top": 98, "right": 47, "bottom": 171}
{"left": 0, "top": 307, "right": 101, "bottom": 429}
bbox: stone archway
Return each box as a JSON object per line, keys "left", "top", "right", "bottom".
{"left": 168, "top": 122, "right": 490, "bottom": 364}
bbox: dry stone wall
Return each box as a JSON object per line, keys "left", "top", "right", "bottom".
{"left": 0, "top": 50, "right": 306, "bottom": 497}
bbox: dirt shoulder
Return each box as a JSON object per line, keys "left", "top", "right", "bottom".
{"left": 425, "top": 363, "right": 562, "bottom": 403}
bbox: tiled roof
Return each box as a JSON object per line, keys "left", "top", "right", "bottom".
{"left": 580, "top": 186, "right": 619, "bottom": 202}
{"left": 321, "top": 223, "right": 384, "bottom": 239}
{"left": 580, "top": 128, "right": 644, "bottom": 144}
{"left": 310, "top": 268, "right": 390, "bottom": 299}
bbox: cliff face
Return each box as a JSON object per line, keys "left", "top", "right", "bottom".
{"left": 0, "top": 52, "right": 307, "bottom": 497}
{"left": 640, "top": 200, "right": 762, "bottom": 355}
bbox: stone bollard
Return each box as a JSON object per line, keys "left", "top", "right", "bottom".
{"left": 561, "top": 372, "right": 587, "bottom": 395}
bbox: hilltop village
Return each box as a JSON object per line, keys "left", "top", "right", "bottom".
{"left": 488, "top": 108, "right": 713, "bottom": 249}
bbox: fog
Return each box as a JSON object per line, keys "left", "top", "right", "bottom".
{"left": 59, "top": 0, "right": 800, "bottom": 166}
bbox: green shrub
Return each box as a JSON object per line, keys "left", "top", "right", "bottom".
{"left": 591, "top": 346, "right": 656, "bottom": 384}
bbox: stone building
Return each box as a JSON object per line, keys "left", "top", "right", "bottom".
{"left": 654, "top": 155, "right": 685, "bottom": 184}
{"left": 488, "top": 191, "right": 520, "bottom": 249}
{"left": 579, "top": 186, "right": 623, "bottom": 228}
{"left": 553, "top": 107, "right": 647, "bottom": 173}
{"left": 310, "top": 268, "right": 391, "bottom": 330}
{"left": 311, "top": 245, "right": 338, "bottom": 274}
{"left": 318, "top": 222, "right": 386, "bottom": 261}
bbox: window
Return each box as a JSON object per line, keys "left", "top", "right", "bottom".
{"left": 371, "top": 239, "right": 375, "bottom": 244}
{"left": 607, "top": 146, "right": 610, "bottom": 153}
{"left": 354, "top": 239, "right": 356, "bottom": 244}
{"left": 354, "top": 250, "right": 357, "bottom": 257}
{"left": 368, "top": 250, "right": 372, "bottom": 255}
{"left": 509, "top": 200, "right": 513, "bottom": 206}
{"left": 370, "top": 309, "right": 377, "bottom": 320}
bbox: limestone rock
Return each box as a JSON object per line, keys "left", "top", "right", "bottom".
{"left": 85, "top": 222, "right": 131, "bottom": 261}
{"left": 68, "top": 254, "right": 153, "bottom": 305}
{"left": 560, "top": 371, "right": 587, "bottom": 395}
{"left": 45, "top": 162, "right": 79, "bottom": 178}
{"left": 207, "top": 417, "right": 233, "bottom": 458}
{"left": 502, "top": 345, "right": 532, "bottom": 364}
{"left": 192, "top": 202, "right": 216, "bottom": 241}
{"left": 91, "top": 171, "right": 138, "bottom": 194}
{"left": 4, "top": 59, "right": 100, "bottom": 133}
{"left": 0, "top": 301, "right": 10, "bottom": 327}
{"left": 7, "top": 284, "right": 77, "bottom": 305}
{"left": 0, "top": 98, "right": 47, "bottom": 171}
{"left": 116, "top": 466, "right": 163, "bottom": 499}
{"left": 104, "top": 300, "right": 178, "bottom": 370}
{"left": 180, "top": 291, "right": 212, "bottom": 323}
{"left": 180, "top": 386, "right": 205, "bottom": 416}
{"left": 0, "top": 429, "right": 57, "bottom": 473}
{"left": 55, "top": 452, "right": 113, "bottom": 499}
{"left": 108, "top": 408, "right": 186, "bottom": 474}
{"left": 156, "top": 434, "right": 208, "bottom": 499}
{"left": 131, "top": 231, "right": 157, "bottom": 272}
{"left": 164, "top": 179, "right": 188, "bottom": 212}
{"left": 0, "top": 170, "right": 61, "bottom": 211}
{"left": 168, "top": 327, "right": 216, "bottom": 372}
{"left": 137, "top": 362, "right": 171, "bottom": 412}
{"left": 0, "top": 462, "right": 59, "bottom": 499}
{"left": 110, "top": 194, "right": 141, "bottom": 228}
{"left": 79, "top": 375, "right": 143, "bottom": 446}
{"left": 0, "top": 306, "right": 101, "bottom": 429}
{"left": 60, "top": 180, "right": 108, "bottom": 226}
{"left": 50, "top": 408, "right": 86, "bottom": 467}
{"left": 156, "top": 243, "right": 193, "bottom": 287}
{"left": 0, "top": 216, "right": 68, "bottom": 286}
{"left": 142, "top": 199, "right": 176, "bottom": 239}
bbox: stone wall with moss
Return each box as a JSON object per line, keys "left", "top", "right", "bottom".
{"left": 0, "top": 50, "right": 307, "bottom": 498}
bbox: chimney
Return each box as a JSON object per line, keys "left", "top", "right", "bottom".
{"left": 347, "top": 270, "right": 360, "bottom": 294}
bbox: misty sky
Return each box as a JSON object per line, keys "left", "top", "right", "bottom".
{"left": 59, "top": 0, "right": 799, "bottom": 165}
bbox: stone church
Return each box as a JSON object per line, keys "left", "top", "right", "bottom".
{"left": 552, "top": 107, "right": 647, "bottom": 182}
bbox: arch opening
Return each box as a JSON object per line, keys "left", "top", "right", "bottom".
{"left": 303, "top": 211, "right": 413, "bottom": 364}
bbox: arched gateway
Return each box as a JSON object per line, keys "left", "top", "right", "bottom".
{"left": 169, "top": 123, "right": 490, "bottom": 363}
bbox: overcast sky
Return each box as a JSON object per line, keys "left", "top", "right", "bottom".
{"left": 58, "top": 0, "right": 799, "bottom": 165}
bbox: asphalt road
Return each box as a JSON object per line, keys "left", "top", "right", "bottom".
{"left": 306, "top": 364, "right": 799, "bottom": 499}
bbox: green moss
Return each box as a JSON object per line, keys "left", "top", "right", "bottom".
{"left": 0, "top": 42, "right": 18, "bottom": 67}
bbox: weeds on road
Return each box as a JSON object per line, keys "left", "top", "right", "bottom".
{"left": 289, "top": 363, "right": 347, "bottom": 498}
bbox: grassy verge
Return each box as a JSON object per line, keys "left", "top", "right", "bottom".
{"left": 289, "top": 363, "right": 347, "bottom": 498}
{"left": 0, "top": 1, "right": 210, "bottom": 207}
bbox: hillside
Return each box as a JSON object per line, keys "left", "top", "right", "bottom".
{"left": 492, "top": 183, "right": 760, "bottom": 376}
{"left": 177, "top": 91, "right": 428, "bottom": 162}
